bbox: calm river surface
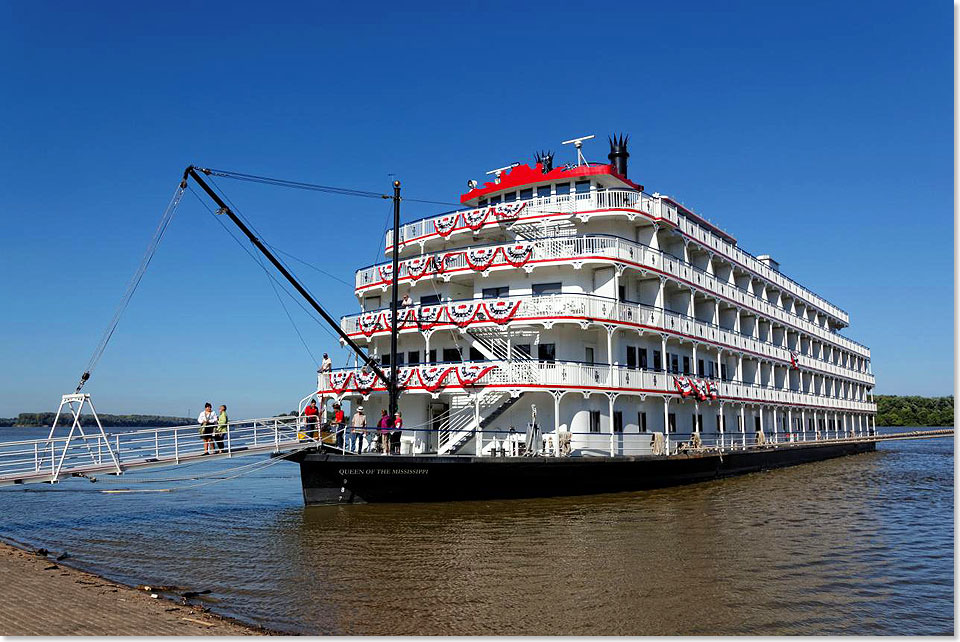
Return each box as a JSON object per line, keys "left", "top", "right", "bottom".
{"left": 0, "top": 426, "right": 952, "bottom": 635}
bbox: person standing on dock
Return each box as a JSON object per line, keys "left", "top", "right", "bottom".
{"left": 214, "top": 404, "right": 228, "bottom": 454}
{"left": 350, "top": 406, "right": 366, "bottom": 453}
{"left": 197, "top": 403, "right": 217, "bottom": 455}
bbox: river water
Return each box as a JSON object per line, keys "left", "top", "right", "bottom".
{"left": 0, "top": 426, "right": 952, "bottom": 635}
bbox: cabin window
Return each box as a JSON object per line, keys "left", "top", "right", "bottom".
{"left": 585, "top": 347, "right": 595, "bottom": 364}
{"left": 575, "top": 180, "right": 591, "bottom": 194}
{"left": 682, "top": 356, "right": 690, "bottom": 375}
{"left": 670, "top": 354, "right": 679, "bottom": 374}
{"left": 638, "top": 412, "right": 647, "bottom": 433}
{"left": 515, "top": 343, "right": 531, "bottom": 358}
{"left": 589, "top": 410, "right": 601, "bottom": 433}
{"left": 519, "top": 188, "right": 533, "bottom": 200}
{"left": 613, "top": 411, "right": 623, "bottom": 433}
{"left": 696, "top": 414, "right": 703, "bottom": 432}
{"left": 366, "top": 295, "right": 381, "bottom": 310}
{"left": 668, "top": 413, "right": 677, "bottom": 433}
{"left": 721, "top": 363, "right": 728, "bottom": 381}
{"left": 532, "top": 282, "right": 562, "bottom": 296}
{"left": 482, "top": 286, "right": 509, "bottom": 299}
{"left": 407, "top": 351, "right": 420, "bottom": 365}
{"left": 478, "top": 199, "right": 487, "bottom": 207}
{"left": 503, "top": 191, "right": 516, "bottom": 202}
{"left": 429, "top": 349, "right": 437, "bottom": 363}
{"left": 537, "top": 343, "right": 556, "bottom": 363}
{"left": 555, "top": 182, "right": 571, "bottom": 195}
{"left": 421, "top": 294, "right": 441, "bottom": 305}
{"left": 537, "top": 185, "right": 552, "bottom": 198}
{"left": 442, "top": 348, "right": 462, "bottom": 362}
{"left": 755, "top": 416, "right": 762, "bottom": 432}
{"left": 639, "top": 348, "right": 648, "bottom": 369}
{"left": 381, "top": 354, "right": 390, "bottom": 366}
{"left": 697, "top": 359, "right": 704, "bottom": 376}
{"left": 618, "top": 284, "right": 626, "bottom": 300}
{"left": 469, "top": 347, "right": 484, "bottom": 361}
{"left": 653, "top": 350, "right": 662, "bottom": 371}
{"left": 489, "top": 195, "right": 502, "bottom": 204}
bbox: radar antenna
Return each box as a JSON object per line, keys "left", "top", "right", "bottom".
{"left": 485, "top": 162, "right": 520, "bottom": 184}
{"left": 561, "top": 134, "right": 595, "bottom": 167}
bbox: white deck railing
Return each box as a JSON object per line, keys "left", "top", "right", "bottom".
{"left": 318, "top": 360, "right": 877, "bottom": 413}
{"left": 341, "top": 293, "right": 874, "bottom": 386}
{"left": 356, "top": 235, "right": 870, "bottom": 357}
{"left": 386, "top": 188, "right": 849, "bottom": 327}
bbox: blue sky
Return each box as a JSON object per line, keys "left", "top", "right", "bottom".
{"left": 0, "top": 1, "right": 951, "bottom": 418}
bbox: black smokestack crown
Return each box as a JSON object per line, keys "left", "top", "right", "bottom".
{"left": 535, "top": 150, "right": 554, "bottom": 174}
{"left": 608, "top": 134, "right": 629, "bottom": 178}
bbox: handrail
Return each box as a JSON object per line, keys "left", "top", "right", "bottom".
{"left": 356, "top": 234, "right": 871, "bottom": 357}
{"left": 340, "top": 292, "right": 874, "bottom": 385}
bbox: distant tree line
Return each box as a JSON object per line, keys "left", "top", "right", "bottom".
{"left": 3, "top": 413, "right": 194, "bottom": 428}
{"left": 875, "top": 395, "right": 954, "bottom": 427}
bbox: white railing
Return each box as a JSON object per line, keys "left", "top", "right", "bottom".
{"left": 341, "top": 293, "right": 874, "bottom": 386}
{"left": 318, "top": 360, "right": 877, "bottom": 414}
{"left": 386, "top": 188, "right": 850, "bottom": 329}
{"left": 0, "top": 415, "right": 310, "bottom": 486}
{"left": 356, "top": 235, "right": 871, "bottom": 358}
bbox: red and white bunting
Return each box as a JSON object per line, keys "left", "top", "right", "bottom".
{"left": 492, "top": 202, "right": 525, "bottom": 220}
{"left": 674, "top": 375, "right": 693, "bottom": 397}
{"left": 790, "top": 352, "right": 799, "bottom": 370}
{"left": 483, "top": 299, "right": 522, "bottom": 324}
{"left": 462, "top": 207, "right": 489, "bottom": 231}
{"left": 418, "top": 366, "right": 452, "bottom": 392}
{"left": 433, "top": 214, "right": 459, "bottom": 237}
{"left": 354, "top": 369, "right": 379, "bottom": 391}
{"left": 502, "top": 242, "right": 533, "bottom": 267}
{"left": 690, "top": 377, "right": 708, "bottom": 401}
{"left": 377, "top": 263, "right": 393, "bottom": 282}
{"left": 328, "top": 371, "right": 353, "bottom": 393}
{"left": 358, "top": 312, "right": 382, "bottom": 336}
{"left": 707, "top": 380, "right": 719, "bottom": 400}
{"left": 435, "top": 252, "right": 459, "bottom": 273}
{"left": 455, "top": 364, "right": 497, "bottom": 386}
{"left": 396, "top": 367, "right": 417, "bottom": 388}
{"left": 465, "top": 247, "right": 499, "bottom": 271}
{"left": 447, "top": 302, "right": 479, "bottom": 327}
{"left": 416, "top": 305, "right": 444, "bottom": 329}
{"left": 405, "top": 255, "right": 433, "bottom": 280}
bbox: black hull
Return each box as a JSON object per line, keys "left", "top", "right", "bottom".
{"left": 289, "top": 441, "right": 877, "bottom": 505}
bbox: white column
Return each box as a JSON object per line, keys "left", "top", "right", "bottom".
{"left": 608, "top": 395, "right": 616, "bottom": 457}
{"left": 692, "top": 343, "right": 698, "bottom": 376}
{"left": 474, "top": 396, "right": 482, "bottom": 456}
{"left": 663, "top": 397, "right": 671, "bottom": 454}
{"left": 740, "top": 405, "right": 746, "bottom": 447}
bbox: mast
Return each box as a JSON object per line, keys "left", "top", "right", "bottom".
{"left": 388, "top": 180, "right": 401, "bottom": 427}
{"left": 183, "top": 165, "right": 390, "bottom": 385}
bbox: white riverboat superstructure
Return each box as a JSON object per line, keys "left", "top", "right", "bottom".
{"left": 318, "top": 135, "right": 877, "bottom": 459}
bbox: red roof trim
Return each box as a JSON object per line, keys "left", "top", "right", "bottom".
{"left": 460, "top": 162, "right": 641, "bottom": 204}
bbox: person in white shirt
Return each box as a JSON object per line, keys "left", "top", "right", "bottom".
{"left": 318, "top": 353, "right": 332, "bottom": 389}
{"left": 401, "top": 293, "right": 413, "bottom": 307}
{"left": 197, "top": 402, "right": 217, "bottom": 455}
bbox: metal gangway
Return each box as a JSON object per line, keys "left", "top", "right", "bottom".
{"left": 0, "top": 394, "right": 320, "bottom": 487}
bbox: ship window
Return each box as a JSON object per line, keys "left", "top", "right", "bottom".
{"left": 478, "top": 199, "right": 487, "bottom": 207}
{"left": 721, "top": 364, "right": 728, "bottom": 381}
{"left": 442, "top": 348, "right": 462, "bottom": 362}
{"left": 515, "top": 343, "right": 531, "bottom": 357}
{"left": 639, "top": 348, "right": 648, "bottom": 369}
{"left": 613, "top": 411, "right": 623, "bottom": 433}
{"left": 670, "top": 354, "right": 679, "bottom": 374}
{"left": 482, "top": 286, "right": 509, "bottom": 299}
{"left": 618, "top": 284, "right": 626, "bottom": 300}
{"left": 469, "top": 347, "right": 484, "bottom": 361}
{"left": 589, "top": 410, "right": 601, "bottom": 433}
{"left": 638, "top": 412, "right": 647, "bottom": 433}
{"left": 537, "top": 185, "right": 552, "bottom": 198}
{"left": 366, "top": 295, "right": 381, "bottom": 310}
{"left": 697, "top": 359, "right": 704, "bottom": 376}
{"left": 537, "top": 343, "right": 556, "bottom": 363}
{"left": 626, "top": 346, "right": 637, "bottom": 369}
{"left": 429, "top": 349, "right": 437, "bottom": 363}
{"left": 407, "top": 351, "right": 420, "bottom": 365}
{"left": 668, "top": 413, "right": 677, "bottom": 433}
{"left": 575, "top": 180, "right": 591, "bottom": 194}
{"left": 519, "top": 188, "right": 533, "bottom": 200}
{"left": 532, "top": 282, "right": 562, "bottom": 296}
{"left": 754, "top": 416, "right": 762, "bottom": 433}
{"left": 682, "top": 356, "right": 690, "bottom": 375}
{"left": 504, "top": 191, "right": 516, "bottom": 202}
{"left": 381, "top": 354, "right": 390, "bottom": 366}
{"left": 489, "top": 195, "right": 502, "bottom": 204}
{"left": 653, "top": 350, "right": 662, "bottom": 371}
{"left": 585, "top": 347, "right": 595, "bottom": 364}
{"left": 555, "top": 182, "right": 570, "bottom": 195}
{"left": 696, "top": 414, "right": 703, "bottom": 432}
{"left": 420, "top": 294, "right": 441, "bottom": 305}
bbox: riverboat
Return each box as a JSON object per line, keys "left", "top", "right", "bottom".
{"left": 289, "top": 134, "right": 877, "bottom": 504}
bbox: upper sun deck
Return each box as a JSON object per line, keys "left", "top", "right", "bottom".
{"left": 460, "top": 161, "right": 642, "bottom": 206}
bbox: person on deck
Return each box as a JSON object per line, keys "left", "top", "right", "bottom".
{"left": 332, "top": 403, "right": 345, "bottom": 448}
{"left": 197, "top": 402, "right": 216, "bottom": 455}
{"left": 318, "top": 353, "right": 332, "bottom": 390}
{"left": 214, "top": 404, "right": 229, "bottom": 454}
{"left": 377, "top": 410, "right": 390, "bottom": 454}
{"left": 391, "top": 412, "right": 403, "bottom": 455}
{"left": 401, "top": 293, "right": 412, "bottom": 307}
{"left": 350, "top": 406, "right": 366, "bottom": 453}
{"left": 303, "top": 399, "right": 320, "bottom": 440}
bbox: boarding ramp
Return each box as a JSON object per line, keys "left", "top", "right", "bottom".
{"left": 0, "top": 409, "right": 324, "bottom": 487}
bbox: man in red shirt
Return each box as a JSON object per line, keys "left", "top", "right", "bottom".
{"left": 332, "top": 403, "right": 345, "bottom": 448}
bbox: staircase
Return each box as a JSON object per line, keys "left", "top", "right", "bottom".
{"left": 438, "top": 392, "right": 525, "bottom": 455}
{"left": 509, "top": 219, "right": 578, "bottom": 241}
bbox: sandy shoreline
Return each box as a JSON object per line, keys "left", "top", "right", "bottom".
{"left": 0, "top": 539, "right": 281, "bottom": 636}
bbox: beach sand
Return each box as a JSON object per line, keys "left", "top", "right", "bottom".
{"left": 0, "top": 540, "right": 273, "bottom": 635}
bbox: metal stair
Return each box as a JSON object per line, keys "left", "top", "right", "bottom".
{"left": 438, "top": 392, "right": 525, "bottom": 455}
